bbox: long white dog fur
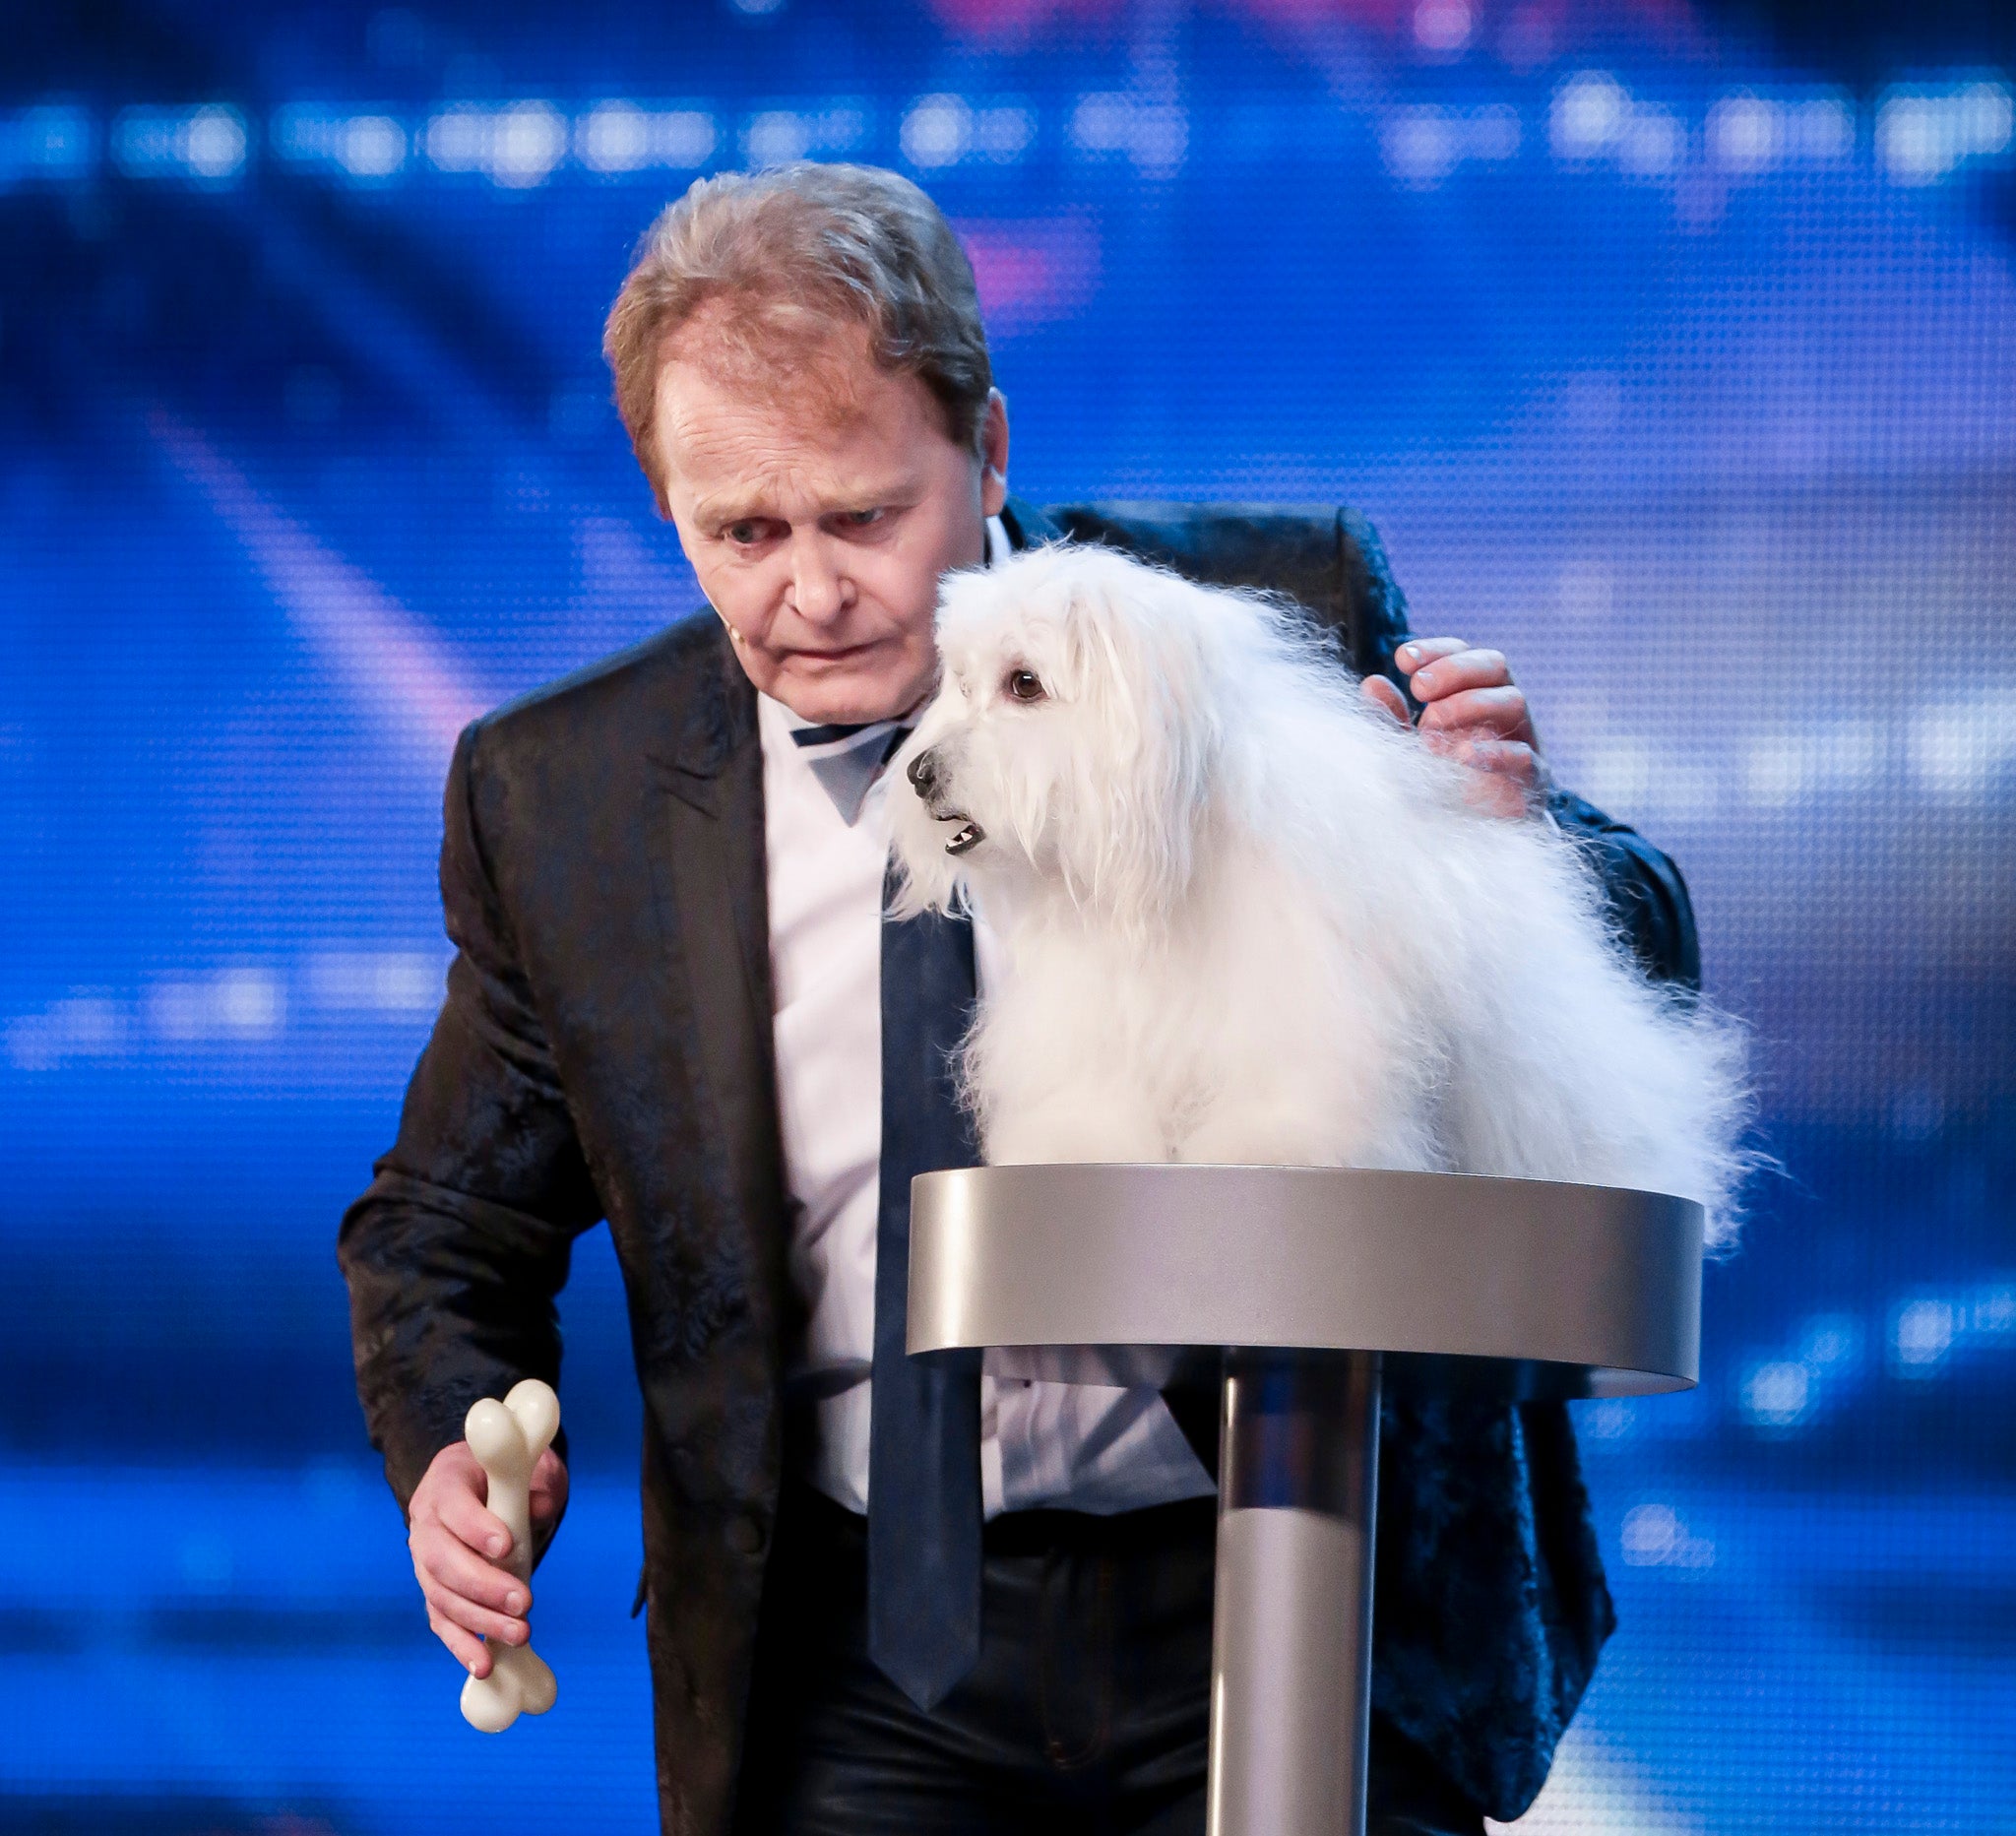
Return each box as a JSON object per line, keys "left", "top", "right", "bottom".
{"left": 890, "top": 543, "right": 1752, "bottom": 1249}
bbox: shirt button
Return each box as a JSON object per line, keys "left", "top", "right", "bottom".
{"left": 726, "top": 1515, "right": 767, "bottom": 1556}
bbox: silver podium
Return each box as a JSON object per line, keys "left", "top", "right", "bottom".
{"left": 908, "top": 1165, "right": 1702, "bottom": 1836}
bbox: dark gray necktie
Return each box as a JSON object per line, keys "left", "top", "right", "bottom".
{"left": 865, "top": 859, "right": 984, "bottom": 1709}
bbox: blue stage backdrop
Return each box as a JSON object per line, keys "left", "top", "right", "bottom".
{"left": 1, "top": 1, "right": 2011, "bottom": 1830}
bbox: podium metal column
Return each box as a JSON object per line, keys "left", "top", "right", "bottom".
{"left": 906, "top": 1163, "right": 1704, "bottom": 1836}
{"left": 1210, "top": 1350, "right": 1381, "bottom": 1836}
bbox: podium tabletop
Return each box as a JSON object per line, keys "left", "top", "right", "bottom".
{"left": 908, "top": 1164, "right": 1701, "bottom": 1399}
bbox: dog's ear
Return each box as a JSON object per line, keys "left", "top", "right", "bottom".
{"left": 1053, "top": 564, "right": 1224, "bottom": 923}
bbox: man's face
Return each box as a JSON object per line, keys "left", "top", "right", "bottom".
{"left": 655, "top": 313, "right": 1009, "bottom": 725}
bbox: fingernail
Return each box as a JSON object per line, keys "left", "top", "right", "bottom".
{"left": 1398, "top": 643, "right": 1417, "bottom": 665}
{"left": 505, "top": 1591, "right": 525, "bottom": 1614}
{"left": 487, "top": 1536, "right": 506, "bottom": 1556}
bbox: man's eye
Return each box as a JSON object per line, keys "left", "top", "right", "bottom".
{"left": 840, "top": 508, "right": 886, "bottom": 529}
{"left": 725, "top": 521, "right": 764, "bottom": 545}
{"left": 1004, "top": 668, "right": 1046, "bottom": 703}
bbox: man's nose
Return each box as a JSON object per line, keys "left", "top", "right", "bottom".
{"left": 907, "top": 748, "right": 940, "bottom": 795}
{"left": 788, "top": 536, "right": 853, "bottom": 625}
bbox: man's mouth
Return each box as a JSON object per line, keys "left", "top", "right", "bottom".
{"left": 790, "top": 643, "right": 872, "bottom": 663}
{"left": 943, "top": 815, "right": 985, "bottom": 855}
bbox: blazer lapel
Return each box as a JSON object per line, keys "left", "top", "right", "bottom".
{"left": 644, "top": 626, "right": 785, "bottom": 1253}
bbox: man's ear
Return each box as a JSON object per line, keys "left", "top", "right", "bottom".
{"left": 979, "top": 389, "right": 1010, "bottom": 516}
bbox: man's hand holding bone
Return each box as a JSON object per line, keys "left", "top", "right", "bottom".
{"left": 1361, "top": 637, "right": 1551, "bottom": 821}
{"left": 407, "top": 1411, "right": 568, "bottom": 1679}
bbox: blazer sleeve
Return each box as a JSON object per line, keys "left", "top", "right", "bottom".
{"left": 1362, "top": 572, "right": 1700, "bottom": 996}
{"left": 337, "top": 721, "right": 603, "bottom": 1512}
{"left": 1541, "top": 787, "right": 1701, "bottom": 993}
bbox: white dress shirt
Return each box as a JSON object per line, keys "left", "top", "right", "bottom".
{"left": 760, "top": 515, "right": 1216, "bottom": 1519}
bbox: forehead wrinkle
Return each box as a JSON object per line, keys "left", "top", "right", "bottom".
{"left": 688, "top": 462, "right": 924, "bottom": 530}
{"left": 678, "top": 414, "right": 929, "bottom": 518}
{"left": 685, "top": 459, "right": 811, "bottom": 528}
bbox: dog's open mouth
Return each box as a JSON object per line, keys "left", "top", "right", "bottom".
{"left": 943, "top": 816, "right": 985, "bottom": 855}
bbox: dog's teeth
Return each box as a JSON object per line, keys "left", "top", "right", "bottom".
{"left": 945, "top": 821, "right": 983, "bottom": 855}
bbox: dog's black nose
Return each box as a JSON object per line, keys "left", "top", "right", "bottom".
{"left": 907, "top": 748, "right": 939, "bottom": 795}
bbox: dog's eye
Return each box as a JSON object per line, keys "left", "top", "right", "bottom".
{"left": 1004, "top": 668, "right": 1047, "bottom": 703}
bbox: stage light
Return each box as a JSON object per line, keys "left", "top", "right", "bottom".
{"left": 578, "top": 100, "right": 649, "bottom": 171}
{"left": 1738, "top": 1361, "right": 1812, "bottom": 1429}
{"left": 1069, "top": 93, "right": 1186, "bottom": 176}
{"left": 1412, "top": 0, "right": 1471, "bottom": 56}
{"left": 144, "top": 969, "right": 285, "bottom": 1042}
{"left": 274, "top": 106, "right": 409, "bottom": 183}
{"left": 743, "top": 104, "right": 864, "bottom": 168}
{"left": 1909, "top": 687, "right": 2016, "bottom": 800}
{"left": 1708, "top": 93, "right": 1856, "bottom": 176}
{"left": 338, "top": 115, "right": 407, "bottom": 179}
{"left": 423, "top": 101, "right": 566, "bottom": 186}
{"left": 303, "top": 951, "right": 446, "bottom": 1015}
{"left": 490, "top": 101, "right": 566, "bottom": 187}
{"left": 112, "top": 105, "right": 247, "bottom": 184}
{"left": 900, "top": 92, "right": 1035, "bottom": 171}
{"left": 1707, "top": 95, "right": 1781, "bottom": 174}
{"left": 4, "top": 995, "right": 129, "bottom": 1073}
{"left": 424, "top": 105, "right": 488, "bottom": 174}
{"left": 972, "top": 104, "right": 1035, "bottom": 162}
{"left": 0, "top": 103, "right": 94, "bottom": 187}
{"left": 902, "top": 94, "right": 973, "bottom": 169}
{"left": 576, "top": 103, "right": 717, "bottom": 174}
{"left": 1891, "top": 1298, "right": 1957, "bottom": 1374}
{"left": 1382, "top": 108, "right": 1462, "bottom": 187}
{"left": 1620, "top": 1502, "right": 1716, "bottom": 1568}
{"left": 1550, "top": 71, "right": 1629, "bottom": 160}
{"left": 1789, "top": 96, "right": 1855, "bottom": 162}
{"left": 746, "top": 108, "right": 811, "bottom": 165}
{"left": 1878, "top": 81, "right": 2014, "bottom": 186}
{"left": 1383, "top": 102, "right": 1522, "bottom": 186}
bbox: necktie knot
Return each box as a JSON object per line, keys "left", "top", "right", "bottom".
{"left": 790, "top": 719, "right": 910, "bottom": 825}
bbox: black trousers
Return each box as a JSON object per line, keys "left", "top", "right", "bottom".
{"left": 732, "top": 1480, "right": 1484, "bottom": 1836}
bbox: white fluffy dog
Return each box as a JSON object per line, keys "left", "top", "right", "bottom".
{"left": 890, "top": 543, "right": 1752, "bottom": 1248}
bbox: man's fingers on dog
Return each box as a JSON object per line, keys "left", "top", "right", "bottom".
{"left": 1410, "top": 647, "right": 1511, "bottom": 700}
{"left": 1434, "top": 740, "right": 1549, "bottom": 817}
{"left": 1360, "top": 675, "right": 1412, "bottom": 726}
{"left": 1416, "top": 683, "right": 1532, "bottom": 738}
{"left": 1394, "top": 637, "right": 1474, "bottom": 681}
{"left": 1424, "top": 730, "right": 1544, "bottom": 780}
{"left": 1475, "top": 738, "right": 1544, "bottom": 784}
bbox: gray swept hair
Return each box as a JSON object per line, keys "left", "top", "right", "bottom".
{"left": 602, "top": 161, "right": 993, "bottom": 515}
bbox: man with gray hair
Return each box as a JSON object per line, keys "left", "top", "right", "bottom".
{"left": 342, "top": 161, "right": 1696, "bottom": 1835}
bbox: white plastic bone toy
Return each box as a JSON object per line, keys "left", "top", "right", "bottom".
{"left": 459, "top": 1378, "right": 561, "bottom": 1733}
